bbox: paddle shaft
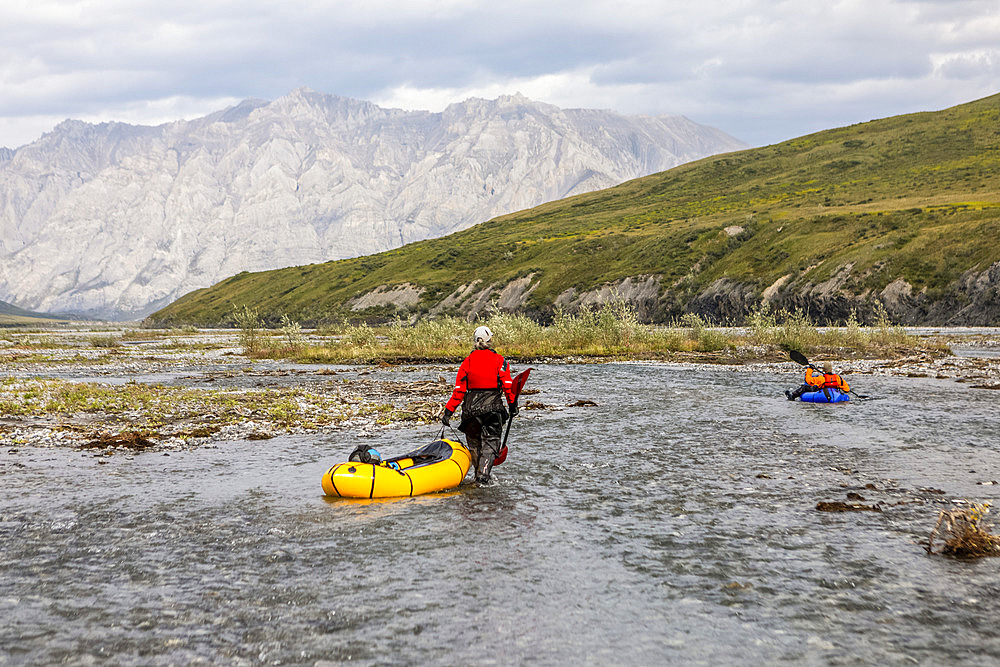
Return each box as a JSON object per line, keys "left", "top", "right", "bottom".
{"left": 492, "top": 405, "right": 516, "bottom": 466}
{"left": 501, "top": 412, "right": 514, "bottom": 450}
{"left": 492, "top": 368, "right": 532, "bottom": 466}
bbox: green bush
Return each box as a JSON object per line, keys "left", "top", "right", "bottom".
{"left": 347, "top": 323, "right": 378, "bottom": 347}
{"left": 233, "top": 305, "right": 263, "bottom": 356}
{"left": 279, "top": 314, "right": 304, "bottom": 350}
{"left": 88, "top": 335, "right": 121, "bottom": 348}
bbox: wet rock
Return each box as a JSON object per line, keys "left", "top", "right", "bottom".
{"left": 816, "top": 501, "right": 882, "bottom": 512}
{"left": 80, "top": 430, "right": 156, "bottom": 451}
{"left": 566, "top": 400, "right": 598, "bottom": 407}
{"left": 179, "top": 426, "right": 219, "bottom": 438}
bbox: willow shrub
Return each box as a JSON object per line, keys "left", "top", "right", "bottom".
{"left": 233, "top": 304, "right": 264, "bottom": 356}
{"left": 384, "top": 316, "right": 469, "bottom": 357}
{"left": 866, "top": 302, "right": 912, "bottom": 347}
{"left": 282, "top": 302, "right": 722, "bottom": 362}
{"left": 478, "top": 311, "right": 546, "bottom": 353}
{"left": 677, "top": 313, "right": 729, "bottom": 352}
{"left": 268, "top": 298, "right": 922, "bottom": 364}
{"left": 745, "top": 303, "right": 917, "bottom": 352}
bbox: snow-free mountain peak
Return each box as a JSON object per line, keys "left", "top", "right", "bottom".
{"left": 0, "top": 90, "right": 747, "bottom": 320}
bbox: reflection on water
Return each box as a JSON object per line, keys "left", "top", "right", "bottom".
{"left": 3, "top": 362, "right": 1000, "bottom": 664}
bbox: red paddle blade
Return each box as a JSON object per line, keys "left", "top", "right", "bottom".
{"left": 511, "top": 368, "right": 532, "bottom": 400}
{"left": 493, "top": 445, "right": 508, "bottom": 466}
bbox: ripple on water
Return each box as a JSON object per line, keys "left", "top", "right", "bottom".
{"left": 3, "top": 361, "right": 1000, "bottom": 664}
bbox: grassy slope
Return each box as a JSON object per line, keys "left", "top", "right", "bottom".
{"left": 0, "top": 299, "right": 71, "bottom": 326}
{"left": 149, "top": 93, "right": 1000, "bottom": 326}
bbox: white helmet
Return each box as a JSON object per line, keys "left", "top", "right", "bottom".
{"left": 473, "top": 325, "right": 493, "bottom": 344}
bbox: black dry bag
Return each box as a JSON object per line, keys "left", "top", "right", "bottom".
{"left": 348, "top": 445, "right": 381, "bottom": 464}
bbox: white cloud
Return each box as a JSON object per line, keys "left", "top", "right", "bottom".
{"left": 932, "top": 49, "right": 999, "bottom": 80}
{"left": 373, "top": 69, "right": 648, "bottom": 113}
{"left": 1, "top": 0, "right": 999, "bottom": 148}
{"left": 0, "top": 94, "right": 242, "bottom": 147}
{"left": 78, "top": 94, "right": 246, "bottom": 127}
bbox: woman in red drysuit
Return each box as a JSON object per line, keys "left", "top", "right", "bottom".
{"left": 442, "top": 325, "right": 517, "bottom": 483}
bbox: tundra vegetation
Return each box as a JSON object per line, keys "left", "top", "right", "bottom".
{"left": 233, "top": 302, "right": 927, "bottom": 364}
{"left": 146, "top": 93, "right": 1000, "bottom": 328}
{"left": 0, "top": 299, "right": 75, "bottom": 327}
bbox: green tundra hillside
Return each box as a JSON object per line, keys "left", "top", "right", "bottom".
{"left": 0, "top": 299, "right": 73, "bottom": 327}
{"left": 148, "top": 93, "right": 1000, "bottom": 327}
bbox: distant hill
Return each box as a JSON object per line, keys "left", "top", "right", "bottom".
{"left": 147, "top": 93, "right": 1000, "bottom": 327}
{"left": 0, "top": 88, "right": 746, "bottom": 320}
{"left": 0, "top": 298, "right": 72, "bottom": 326}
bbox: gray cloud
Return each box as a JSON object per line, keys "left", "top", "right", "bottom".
{"left": 1, "top": 0, "right": 998, "bottom": 148}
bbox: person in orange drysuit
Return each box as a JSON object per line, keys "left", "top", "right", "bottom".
{"left": 786, "top": 361, "right": 850, "bottom": 400}
{"left": 441, "top": 325, "right": 517, "bottom": 484}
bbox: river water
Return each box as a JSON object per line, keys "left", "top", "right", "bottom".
{"left": 3, "top": 360, "right": 1000, "bottom": 665}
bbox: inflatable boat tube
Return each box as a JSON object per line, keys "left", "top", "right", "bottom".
{"left": 322, "top": 438, "right": 472, "bottom": 498}
{"left": 800, "top": 387, "right": 850, "bottom": 403}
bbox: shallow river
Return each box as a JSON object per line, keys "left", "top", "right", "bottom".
{"left": 3, "top": 361, "right": 1000, "bottom": 665}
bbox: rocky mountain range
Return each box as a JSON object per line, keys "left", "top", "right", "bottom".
{"left": 0, "top": 88, "right": 746, "bottom": 320}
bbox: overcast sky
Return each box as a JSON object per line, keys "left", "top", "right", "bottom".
{"left": 1, "top": 0, "right": 998, "bottom": 149}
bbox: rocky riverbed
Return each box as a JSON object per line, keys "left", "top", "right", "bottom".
{"left": 2, "top": 327, "right": 997, "bottom": 453}
{"left": 0, "top": 329, "right": 454, "bottom": 452}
